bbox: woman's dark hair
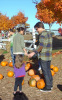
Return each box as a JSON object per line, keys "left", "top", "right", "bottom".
{"left": 13, "top": 92, "right": 29, "bottom": 100}
{"left": 15, "top": 54, "right": 24, "bottom": 69}
{"left": 34, "top": 22, "right": 44, "bottom": 29}
{"left": 17, "top": 27, "right": 25, "bottom": 32}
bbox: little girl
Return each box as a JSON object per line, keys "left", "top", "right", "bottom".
{"left": 13, "top": 54, "right": 26, "bottom": 94}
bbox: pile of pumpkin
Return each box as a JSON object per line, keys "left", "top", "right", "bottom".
{"left": 0, "top": 61, "right": 14, "bottom": 79}
{"left": 25, "top": 62, "right": 59, "bottom": 89}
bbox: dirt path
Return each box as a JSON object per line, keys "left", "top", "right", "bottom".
{"left": 0, "top": 52, "right": 62, "bottom": 100}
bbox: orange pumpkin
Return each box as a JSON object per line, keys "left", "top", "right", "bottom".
{"left": 0, "top": 74, "right": 3, "bottom": 79}
{"left": 30, "top": 75, "right": 40, "bottom": 81}
{"left": 1, "top": 61, "right": 7, "bottom": 67}
{"left": 37, "top": 79, "right": 45, "bottom": 89}
{"left": 9, "top": 62, "right": 13, "bottom": 67}
{"left": 29, "top": 78, "right": 36, "bottom": 87}
{"left": 22, "top": 80, "right": 24, "bottom": 85}
{"left": 51, "top": 70, "right": 55, "bottom": 76}
{"left": 53, "top": 66, "right": 59, "bottom": 72}
{"left": 50, "top": 65, "right": 54, "bottom": 69}
{"left": 7, "top": 71, "right": 14, "bottom": 77}
{"left": 25, "top": 63, "right": 32, "bottom": 71}
{"left": 28, "top": 69, "right": 36, "bottom": 76}
{"left": 4, "top": 61, "right": 8, "bottom": 66}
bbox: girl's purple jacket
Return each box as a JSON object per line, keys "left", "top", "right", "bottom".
{"left": 14, "top": 63, "right": 26, "bottom": 78}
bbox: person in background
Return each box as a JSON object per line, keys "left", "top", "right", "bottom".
{"left": 8, "top": 28, "right": 16, "bottom": 66}
{"left": 13, "top": 54, "right": 26, "bottom": 94}
{"left": 28, "top": 22, "right": 54, "bottom": 92}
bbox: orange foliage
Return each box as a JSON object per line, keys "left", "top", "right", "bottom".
{"left": 35, "top": 0, "right": 62, "bottom": 24}
{"left": 11, "top": 12, "right": 28, "bottom": 26}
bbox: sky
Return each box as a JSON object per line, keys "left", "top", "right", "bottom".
{"left": 0, "top": 0, "right": 62, "bottom": 35}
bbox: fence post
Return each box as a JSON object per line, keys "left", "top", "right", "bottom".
{"left": 32, "top": 28, "right": 36, "bottom": 49}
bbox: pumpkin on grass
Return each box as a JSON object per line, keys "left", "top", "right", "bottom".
{"left": 0, "top": 74, "right": 3, "bottom": 79}
{"left": 9, "top": 62, "right": 13, "bottom": 67}
{"left": 37, "top": 79, "right": 45, "bottom": 89}
{"left": 50, "top": 65, "right": 54, "bottom": 69}
{"left": 29, "top": 78, "right": 36, "bottom": 87}
{"left": 1, "top": 61, "right": 7, "bottom": 67}
{"left": 51, "top": 70, "right": 55, "bottom": 76}
{"left": 7, "top": 71, "right": 14, "bottom": 77}
{"left": 30, "top": 75, "right": 40, "bottom": 81}
{"left": 28, "top": 69, "right": 36, "bottom": 76}
{"left": 53, "top": 66, "right": 59, "bottom": 72}
{"left": 4, "top": 61, "right": 8, "bottom": 66}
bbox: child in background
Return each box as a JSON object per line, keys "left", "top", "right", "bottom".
{"left": 13, "top": 54, "right": 26, "bottom": 95}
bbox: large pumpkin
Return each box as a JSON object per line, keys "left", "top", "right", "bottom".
{"left": 0, "top": 74, "right": 3, "bottom": 79}
{"left": 1, "top": 61, "right": 7, "bottom": 67}
{"left": 51, "top": 70, "right": 55, "bottom": 76}
{"left": 9, "top": 62, "right": 13, "bottom": 67}
{"left": 28, "top": 69, "right": 36, "bottom": 76}
{"left": 30, "top": 75, "right": 40, "bottom": 81}
{"left": 53, "top": 66, "right": 59, "bottom": 72}
{"left": 37, "top": 79, "right": 45, "bottom": 89}
{"left": 25, "top": 63, "right": 32, "bottom": 71}
{"left": 7, "top": 71, "right": 14, "bottom": 77}
{"left": 29, "top": 78, "right": 36, "bottom": 87}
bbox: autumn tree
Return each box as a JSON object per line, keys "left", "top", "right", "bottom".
{"left": 11, "top": 11, "right": 28, "bottom": 26}
{"left": 33, "top": 0, "right": 62, "bottom": 30}
{"left": 0, "top": 13, "right": 13, "bottom": 30}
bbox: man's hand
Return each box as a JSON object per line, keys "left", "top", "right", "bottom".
{"left": 28, "top": 52, "right": 35, "bottom": 58}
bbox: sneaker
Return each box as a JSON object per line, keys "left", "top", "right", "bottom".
{"left": 51, "top": 86, "right": 53, "bottom": 89}
{"left": 40, "top": 87, "right": 51, "bottom": 92}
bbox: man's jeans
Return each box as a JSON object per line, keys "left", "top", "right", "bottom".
{"left": 40, "top": 59, "right": 53, "bottom": 89}
{"left": 10, "top": 47, "right": 15, "bottom": 66}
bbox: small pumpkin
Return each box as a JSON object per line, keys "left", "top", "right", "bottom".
{"left": 53, "top": 66, "right": 59, "bottom": 72}
{"left": 25, "top": 63, "right": 32, "bottom": 71}
{"left": 30, "top": 75, "right": 40, "bottom": 81}
{"left": 7, "top": 71, "right": 14, "bottom": 77}
{"left": 4, "top": 61, "right": 8, "bottom": 66}
{"left": 29, "top": 78, "right": 36, "bottom": 87}
{"left": 51, "top": 70, "right": 55, "bottom": 76}
{"left": 37, "top": 79, "right": 45, "bottom": 89}
{"left": 1, "top": 61, "right": 7, "bottom": 67}
{"left": 0, "top": 74, "right": 3, "bottom": 79}
{"left": 50, "top": 65, "right": 54, "bottom": 69}
{"left": 28, "top": 69, "right": 36, "bottom": 76}
{"left": 9, "top": 62, "right": 13, "bottom": 67}
{"left": 22, "top": 80, "right": 24, "bottom": 85}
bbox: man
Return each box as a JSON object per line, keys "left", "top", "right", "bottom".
{"left": 28, "top": 22, "right": 54, "bottom": 92}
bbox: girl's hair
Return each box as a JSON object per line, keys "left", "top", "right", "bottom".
{"left": 15, "top": 54, "right": 24, "bottom": 69}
